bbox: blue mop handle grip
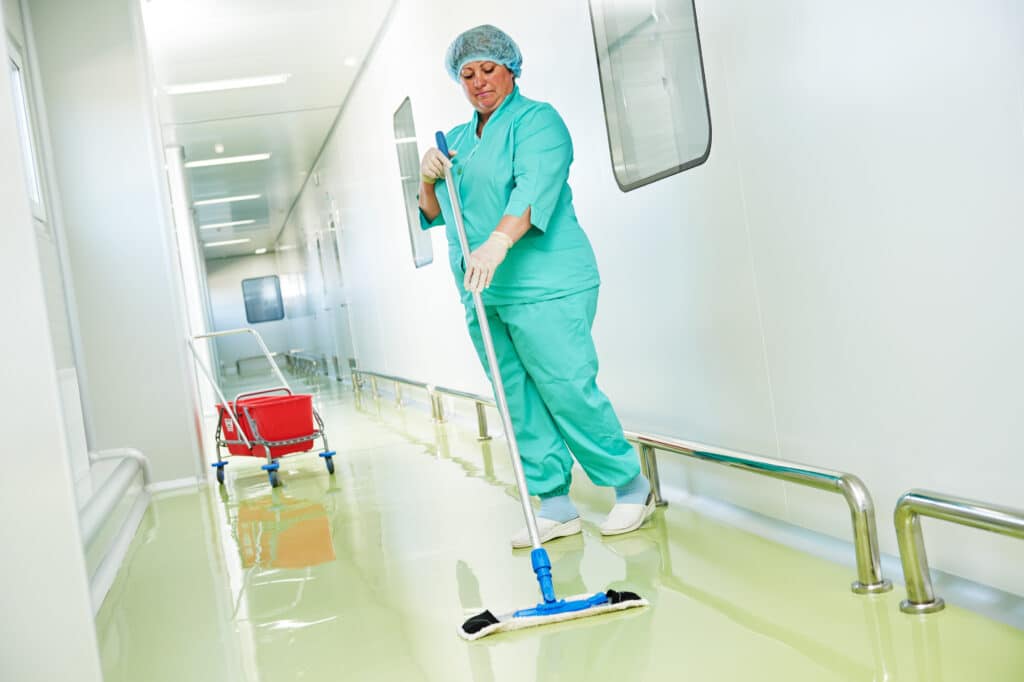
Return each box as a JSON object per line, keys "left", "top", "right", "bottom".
{"left": 435, "top": 131, "right": 450, "bottom": 157}
{"left": 531, "top": 548, "right": 557, "bottom": 604}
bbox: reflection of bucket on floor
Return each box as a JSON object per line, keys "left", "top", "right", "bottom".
{"left": 237, "top": 495, "right": 335, "bottom": 569}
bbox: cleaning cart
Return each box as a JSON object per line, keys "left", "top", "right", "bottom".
{"left": 189, "top": 328, "right": 335, "bottom": 488}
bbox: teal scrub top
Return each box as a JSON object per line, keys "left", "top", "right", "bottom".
{"left": 420, "top": 86, "right": 600, "bottom": 305}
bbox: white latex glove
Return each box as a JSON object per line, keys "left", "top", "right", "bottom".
{"left": 420, "top": 147, "right": 456, "bottom": 184}
{"left": 464, "top": 232, "right": 513, "bottom": 293}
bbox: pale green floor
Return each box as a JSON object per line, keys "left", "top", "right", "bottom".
{"left": 96, "top": 375, "right": 1024, "bottom": 681}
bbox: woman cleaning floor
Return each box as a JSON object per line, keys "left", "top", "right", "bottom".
{"left": 418, "top": 24, "right": 654, "bottom": 548}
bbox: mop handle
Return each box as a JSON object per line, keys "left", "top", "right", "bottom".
{"left": 436, "top": 131, "right": 542, "bottom": 550}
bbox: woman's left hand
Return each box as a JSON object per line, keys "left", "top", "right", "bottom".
{"left": 464, "top": 232, "right": 513, "bottom": 292}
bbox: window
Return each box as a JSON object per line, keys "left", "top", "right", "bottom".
{"left": 7, "top": 45, "right": 45, "bottom": 216}
{"left": 242, "top": 276, "right": 285, "bottom": 323}
{"left": 589, "top": 0, "right": 712, "bottom": 191}
{"left": 393, "top": 97, "right": 433, "bottom": 267}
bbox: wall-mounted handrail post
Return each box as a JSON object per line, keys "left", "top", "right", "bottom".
{"left": 475, "top": 402, "right": 491, "bottom": 440}
{"left": 637, "top": 443, "right": 667, "bottom": 507}
{"left": 625, "top": 431, "right": 891, "bottom": 595}
{"left": 894, "top": 489, "right": 1024, "bottom": 614}
{"left": 426, "top": 386, "right": 437, "bottom": 420}
{"left": 837, "top": 474, "right": 887, "bottom": 596}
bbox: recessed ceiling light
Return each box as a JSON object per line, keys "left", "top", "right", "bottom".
{"left": 343, "top": 57, "right": 357, "bottom": 67}
{"left": 204, "top": 238, "right": 251, "bottom": 247}
{"left": 277, "top": 245, "right": 296, "bottom": 251}
{"left": 166, "top": 74, "right": 291, "bottom": 95}
{"left": 254, "top": 248, "right": 268, "bottom": 255}
{"left": 213, "top": 143, "right": 225, "bottom": 154}
{"left": 185, "top": 153, "right": 271, "bottom": 168}
{"left": 200, "top": 219, "right": 256, "bottom": 230}
{"left": 193, "top": 193, "right": 262, "bottom": 207}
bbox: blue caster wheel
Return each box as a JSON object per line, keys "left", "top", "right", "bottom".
{"left": 262, "top": 462, "right": 281, "bottom": 488}
{"left": 319, "top": 450, "right": 336, "bottom": 476}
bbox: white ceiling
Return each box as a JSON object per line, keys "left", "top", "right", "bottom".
{"left": 141, "top": 0, "right": 391, "bottom": 259}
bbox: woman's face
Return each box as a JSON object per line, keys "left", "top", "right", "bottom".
{"left": 459, "top": 61, "right": 515, "bottom": 116}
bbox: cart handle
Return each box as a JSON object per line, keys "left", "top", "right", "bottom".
{"left": 192, "top": 327, "right": 292, "bottom": 392}
{"left": 188, "top": 338, "right": 251, "bottom": 448}
{"left": 233, "top": 388, "right": 293, "bottom": 413}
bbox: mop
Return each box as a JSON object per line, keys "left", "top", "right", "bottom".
{"left": 435, "top": 132, "right": 649, "bottom": 641}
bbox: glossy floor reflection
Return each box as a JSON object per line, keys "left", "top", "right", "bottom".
{"left": 95, "top": 377, "right": 1024, "bottom": 681}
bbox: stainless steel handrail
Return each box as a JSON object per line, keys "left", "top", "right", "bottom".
{"left": 353, "top": 370, "right": 429, "bottom": 390}
{"left": 286, "top": 352, "right": 321, "bottom": 377}
{"left": 352, "top": 370, "right": 497, "bottom": 437}
{"left": 894, "top": 489, "right": 1024, "bottom": 614}
{"left": 352, "top": 370, "right": 431, "bottom": 410}
{"left": 433, "top": 387, "right": 496, "bottom": 440}
{"left": 236, "top": 352, "right": 279, "bottom": 376}
{"left": 624, "top": 431, "right": 891, "bottom": 594}
{"left": 351, "top": 368, "right": 892, "bottom": 595}
{"left": 436, "top": 386, "right": 492, "bottom": 403}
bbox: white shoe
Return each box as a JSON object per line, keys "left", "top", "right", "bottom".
{"left": 510, "top": 516, "right": 582, "bottom": 549}
{"left": 600, "top": 494, "right": 656, "bottom": 536}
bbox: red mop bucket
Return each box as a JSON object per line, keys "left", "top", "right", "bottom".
{"left": 218, "top": 393, "right": 315, "bottom": 458}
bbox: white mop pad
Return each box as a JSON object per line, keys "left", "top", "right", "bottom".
{"left": 459, "top": 590, "right": 649, "bottom": 641}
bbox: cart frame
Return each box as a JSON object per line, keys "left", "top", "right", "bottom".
{"left": 189, "top": 328, "right": 335, "bottom": 487}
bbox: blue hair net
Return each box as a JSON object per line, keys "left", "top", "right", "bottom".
{"left": 445, "top": 25, "right": 522, "bottom": 81}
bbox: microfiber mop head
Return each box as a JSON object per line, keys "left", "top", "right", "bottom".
{"left": 459, "top": 589, "right": 648, "bottom": 641}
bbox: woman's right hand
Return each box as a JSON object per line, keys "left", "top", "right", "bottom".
{"left": 420, "top": 147, "right": 456, "bottom": 185}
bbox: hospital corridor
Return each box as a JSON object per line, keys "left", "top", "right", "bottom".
{"left": 2, "top": 1, "right": 1023, "bottom": 681}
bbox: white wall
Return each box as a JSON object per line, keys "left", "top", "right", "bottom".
{"left": 28, "top": 0, "right": 203, "bottom": 483}
{"left": 289, "top": 1, "right": 1024, "bottom": 596}
{"left": 0, "top": 4, "right": 104, "bottom": 678}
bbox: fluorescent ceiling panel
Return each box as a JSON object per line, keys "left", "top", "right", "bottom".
{"left": 185, "top": 153, "right": 271, "bottom": 168}
{"left": 200, "top": 219, "right": 256, "bottom": 230}
{"left": 166, "top": 74, "right": 291, "bottom": 95}
{"left": 193, "top": 193, "right": 262, "bottom": 206}
{"left": 204, "top": 238, "right": 251, "bottom": 247}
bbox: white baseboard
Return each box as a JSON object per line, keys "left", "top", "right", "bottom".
{"left": 145, "top": 476, "right": 200, "bottom": 495}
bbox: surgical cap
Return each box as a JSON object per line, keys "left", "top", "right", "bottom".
{"left": 445, "top": 25, "right": 523, "bottom": 81}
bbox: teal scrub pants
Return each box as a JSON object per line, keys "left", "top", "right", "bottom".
{"left": 465, "top": 286, "right": 640, "bottom": 498}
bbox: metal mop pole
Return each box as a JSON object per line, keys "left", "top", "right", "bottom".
{"left": 435, "top": 133, "right": 548, "bottom": 575}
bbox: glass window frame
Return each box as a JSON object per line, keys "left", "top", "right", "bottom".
{"left": 6, "top": 38, "right": 47, "bottom": 220}
{"left": 241, "top": 275, "right": 286, "bottom": 324}
{"left": 588, "top": 0, "right": 713, "bottom": 192}
{"left": 392, "top": 96, "right": 434, "bottom": 268}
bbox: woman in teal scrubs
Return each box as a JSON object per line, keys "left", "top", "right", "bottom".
{"left": 419, "top": 25, "right": 653, "bottom": 548}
